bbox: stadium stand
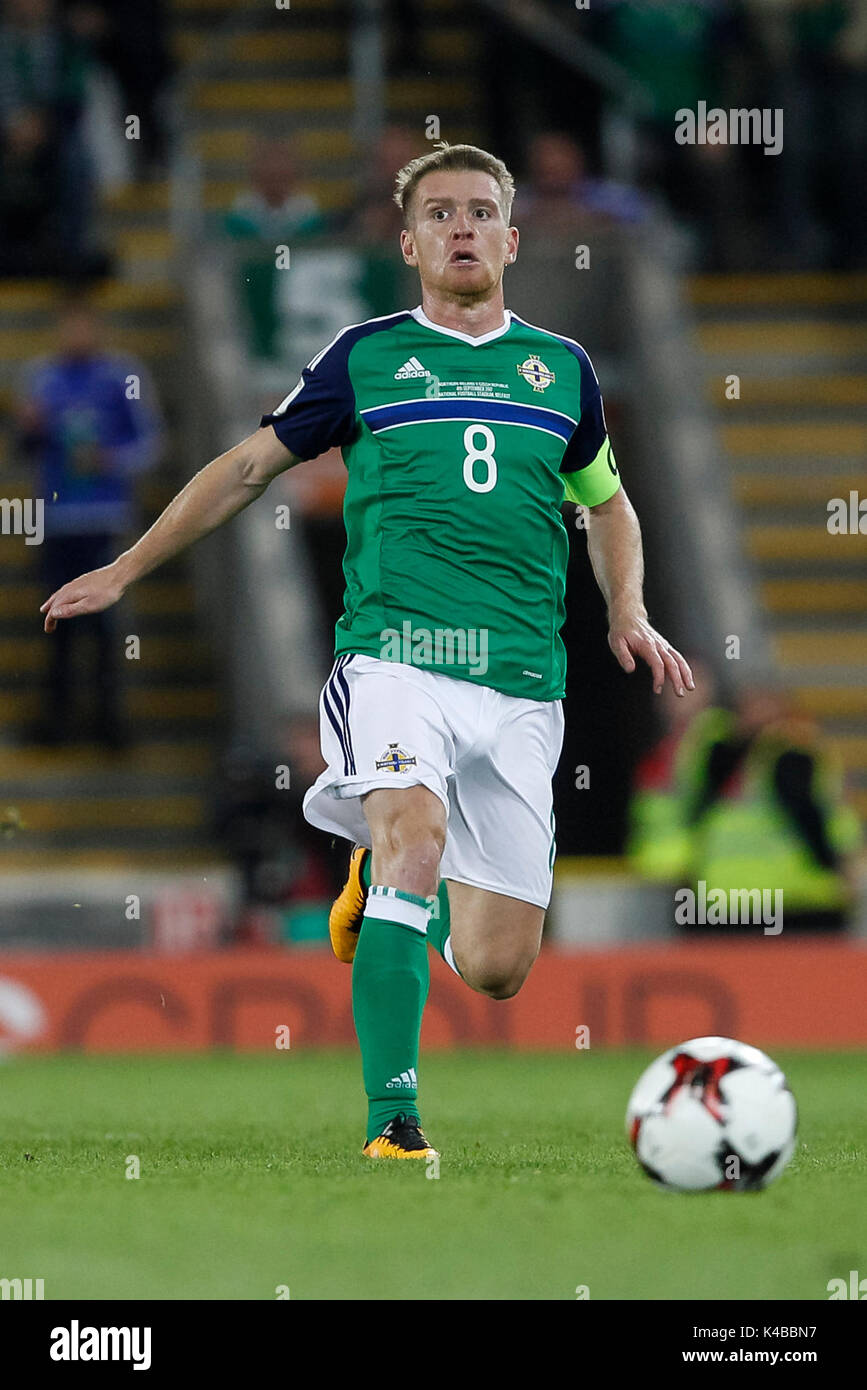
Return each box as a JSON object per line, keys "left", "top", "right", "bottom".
{"left": 690, "top": 271, "right": 867, "bottom": 827}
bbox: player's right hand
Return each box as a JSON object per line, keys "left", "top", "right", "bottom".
{"left": 40, "top": 563, "right": 126, "bottom": 633}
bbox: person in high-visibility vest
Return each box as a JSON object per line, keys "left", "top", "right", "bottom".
{"left": 626, "top": 657, "right": 718, "bottom": 882}
{"left": 682, "top": 688, "right": 862, "bottom": 933}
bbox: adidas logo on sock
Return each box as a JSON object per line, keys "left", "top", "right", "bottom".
{"left": 394, "top": 357, "right": 428, "bottom": 379}
{"left": 386, "top": 1068, "right": 418, "bottom": 1089}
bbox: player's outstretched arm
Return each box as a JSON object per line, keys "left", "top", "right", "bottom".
{"left": 40, "top": 426, "right": 297, "bottom": 633}
{"left": 584, "top": 486, "right": 694, "bottom": 697}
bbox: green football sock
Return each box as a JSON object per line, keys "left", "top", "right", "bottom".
{"left": 352, "top": 884, "right": 430, "bottom": 1142}
{"left": 425, "top": 880, "right": 462, "bottom": 976}
{"left": 362, "top": 849, "right": 460, "bottom": 978}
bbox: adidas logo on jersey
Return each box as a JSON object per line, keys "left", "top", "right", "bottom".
{"left": 394, "top": 357, "right": 428, "bottom": 379}
{"left": 386, "top": 1068, "right": 418, "bottom": 1089}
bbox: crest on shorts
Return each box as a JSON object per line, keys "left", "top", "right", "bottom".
{"left": 517, "top": 355, "right": 555, "bottom": 392}
{"left": 375, "top": 742, "right": 417, "bottom": 773}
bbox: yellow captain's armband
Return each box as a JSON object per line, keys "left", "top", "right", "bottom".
{"left": 562, "top": 438, "right": 621, "bottom": 507}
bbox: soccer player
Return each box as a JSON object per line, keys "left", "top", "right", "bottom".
{"left": 40, "top": 143, "right": 693, "bottom": 1159}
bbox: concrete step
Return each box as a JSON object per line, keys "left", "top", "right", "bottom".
{"left": 828, "top": 735, "right": 867, "bottom": 769}
{"left": 197, "top": 126, "right": 353, "bottom": 161}
{"left": 0, "top": 280, "right": 178, "bottom": 316}
{"left": 194, "top": 75, "right": 477, "bottom": 114}
{"left": 0, "top": 326, "right": 179, "bottom": 362}
{"left": 0, "top": 823, "right": 220, "bottom": 852}
{"left": 1, "top": 739, "right": 215, "bottom": 777}
{"left": 114, "top": 228, "right": 177, "bottom": 280}
{"left": 705, "top": 374, "right": 867, "bottom": 408}
{"left": 4, "top": 793, "right": 209, "bottom": 833}
{"left": 761, "top": 578, "right": 867, "bottom": 614}
{"left": 175, "top": 27, "right": 346, "bottom": 66}
{"left": 176, "top": 23, "right": 477, "bottom": 66}
{"left": 723, "top": 452, "right": 867, "bottom": 476}
{"left": 689, "top": 272, "right": 867, "bottom": 309}
{"left": 794, "top": 685, "right": 867, "bottom": 717}
{"left": 772, "top": 632, "right": 867, "bottom": 667}
{"left": 105, "top": 175, "right": 353, "bottom": 215}
{"left": 745, "top": 524, "right": 865, "bottom": 561}
{"left": 0, "top": 846, "right": 228, "bottom": 871}
{"left": 0, "top": 685, "right": 222, "bottom": 724}
{"left": 733, "top": 473, "right": 865, "bottom": 506}
{"left": 696, "top": 321, "right": 867, "bottom": 356}
{"left": 172, "top": 0, "right": 458, "bottom": 13}
{"left": 0, "top": 634, "right": 215, "bottom": 678}
{"left": 720, "top": 421, "right": 867, "bottom": 457}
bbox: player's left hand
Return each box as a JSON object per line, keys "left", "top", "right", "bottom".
{"left": 608, "top": 612, "right": 694, "bottom": 696}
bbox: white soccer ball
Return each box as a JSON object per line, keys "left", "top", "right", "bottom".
{"left": 625, "top": 1036, "right": 797, "bottom": 1192}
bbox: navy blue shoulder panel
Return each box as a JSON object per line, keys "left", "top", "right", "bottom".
{"left": 260, "top": 311, "right": 412, "bottom": 462}
{"left": 509, "top": 314, "right": 607, "bottom": 474}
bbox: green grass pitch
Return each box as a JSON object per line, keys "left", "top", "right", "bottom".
{"left": 0, "top": 1049, "right": 863, "bottom": 1300}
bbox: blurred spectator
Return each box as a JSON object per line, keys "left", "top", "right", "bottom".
{"left": 595, "top": 0, "right": 753, "bottom": 267}
{"left": 333, "top": 124, "right": 420, "bottom": 326}
{"left": 214, "top": 713, "right": 343, "bottom": 946}
{"left": 0, "top": 0, "right": 107, "bottom": 275}
{"left": 223, "top": 135, "right": 326, "bottom": 244}
{"left": 16, "top": 292, "right": 163, "bottom": 747}
{"left": 478, "top": 3, "right": 603, "bottom": 173}
{"left": 514, "top": 130, "right": 649, "bottom": 237}
{"left": 681, "top": 688, "right": 862, "bottom": 933}
{"left": 384, "top": 0, "right": 425, "bottom": 75}
{"left": 223, "top": 135, "right": 327, "bottom": 360}
{"left": 82, "top": 0, "right": 173, "bottom": 179}
{"left": 626, "top": 655, "right": 719, "bottom": 882}
{"left": 597, "top": 0, "right": 740, "bottom": 123}
{"left": 0, "top": 106, "right": 61, "bottom": 275}
{"left": 342, "top": 123, "right": 420, "bottom": 244}
{"left": 743, "top": 0, "right": 867, "bottom": 268}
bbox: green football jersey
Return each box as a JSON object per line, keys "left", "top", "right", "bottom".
{"left": 261, "top": 305, "right": 620, "bottom": 701}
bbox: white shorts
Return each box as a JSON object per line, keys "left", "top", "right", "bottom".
{"left": 303, "top": 654, "right": 565, "bottom": 908}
